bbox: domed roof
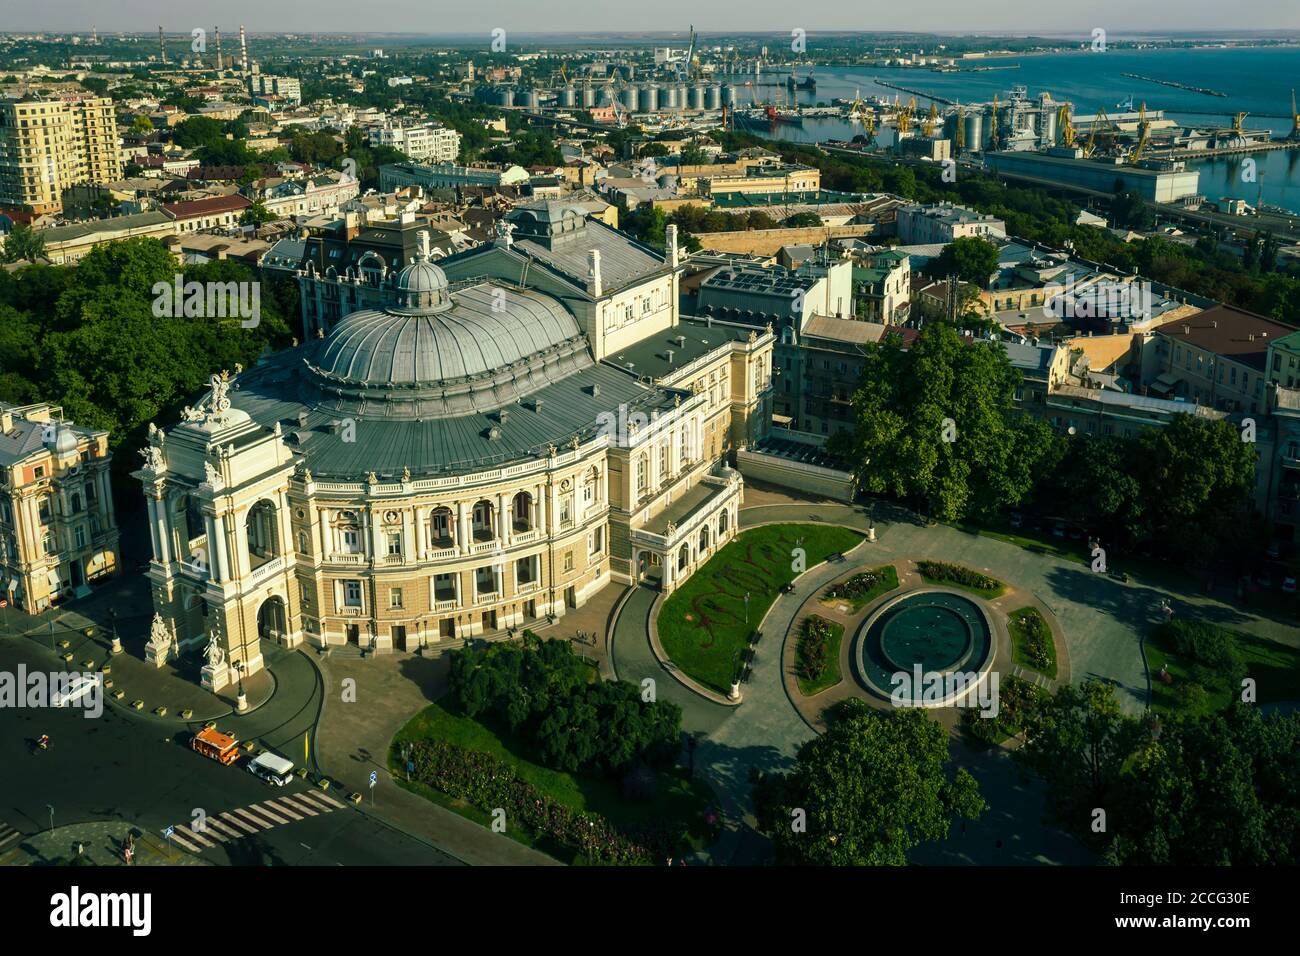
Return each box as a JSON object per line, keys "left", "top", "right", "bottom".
{"left": 310, "top": 283, "right": 583, "bottom": 389}
{"left": 394, "top": 257, "right": 448, "bottom": 296}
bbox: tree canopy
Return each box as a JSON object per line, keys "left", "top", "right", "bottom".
{"left": 753, "top": 701, "right": 985, "bottom": 865}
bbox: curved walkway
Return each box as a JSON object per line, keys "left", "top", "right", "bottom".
{"left": 611, "top": 489, "right": 1300, "bottom": 865}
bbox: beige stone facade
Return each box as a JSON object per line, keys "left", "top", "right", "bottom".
{"left": 0, "top": 403, "right": 120, "bottom": 613}
{"left": 0, "top": 96, "right": 123, "bottom": 214}
{"left": 138, "top": 221, "right": 773, "bottom": 688}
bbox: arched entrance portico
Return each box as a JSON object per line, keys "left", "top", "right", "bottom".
{"left": 257, "top": 595, "right": 287, "bottom": 643}
{"left": 636, "top": 549, "right": 663, "bottom": 586}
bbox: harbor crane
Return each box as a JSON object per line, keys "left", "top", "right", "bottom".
{"left": 922, "top": 102, "right": 939, "bottom": 138}
{"left": 1058, "top": 104, "right": 1075, "bottom": 147}
{"left": 1129, "top": 102, "right": 1151, "bottom": 164}
{"left": 1292, "top": 90, "right": 1300, "bottom": 141}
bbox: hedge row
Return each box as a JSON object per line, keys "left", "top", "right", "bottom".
{"left": 409, "top": 739, "right": 652, "bottom": 865}
{"left": 916, "top": 560, "right": 1001, "bottom": 592}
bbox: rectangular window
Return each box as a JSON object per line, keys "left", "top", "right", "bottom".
{"left": 560, "top": 494, "right": 573, "bottom": 527}
{"left": 74, "top": 527, "right": 86, "bottom": 549}
{"left": 389, "top": 587, "right": 403, "bottom": 608}
{"left": 387, "top": 532, "right": 402, "bottom": 556}
{"left": 589, "top": 526, "right": 604, "bottom": 556}
{"left": 564, "top": 551, "right": 574, "bottom": 572}
{"left": 342, "top": 528, "right": 361, "bottom": 553}
{"left": 344, "top": 580, "right": 363, "bottom": 607}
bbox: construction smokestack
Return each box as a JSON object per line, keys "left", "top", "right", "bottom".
{"left": 215, "top": 27, "right": 223, "bottom": 71}
{"left": 239, "top": 25, "right": 248, "bottom": 72}
{"left": 158, "top": 26, "right": 167, "bottom": 64}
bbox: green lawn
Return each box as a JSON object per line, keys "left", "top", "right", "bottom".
{"left": 795, "top": 616, "right": 844, "bottom": 697}
{"left": 915, "top": 560, "right": 1007, "bottom": 598}
{"left": 1008, "top": 605, "right": 1057, "bottom": 679}
{"left": 1145, "top": 625, "right": 1300, "bottom": 716}
{"left": 820, "top": 564, "right": 899, "bottom": 612}
{"left": 658, "top": 523, "right": 863, "bottom": 694}
{"left": 391, "top": 701, "right": 717, "bottom": 859}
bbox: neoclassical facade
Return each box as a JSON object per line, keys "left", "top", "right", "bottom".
{"left": 137, "top": 216, "right": 773, "bottom": 689}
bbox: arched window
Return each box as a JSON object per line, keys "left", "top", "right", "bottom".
{"left": 512, "top": 491, "right": 533, "bottom": 532}
{"left": 429, "top": 506, "right": 454, "bottom": 545}
{"left": 472, "top": 499, "right": 495, "bottom": 541}
{"left": 245, "top": 500, "right": 280, "bottom": 570}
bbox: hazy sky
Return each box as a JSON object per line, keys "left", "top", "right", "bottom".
{"left": 7, "top": 1, "right": 1300, "bottom": 35}
{"left": 4, "top": 1, "right": 1298, "bottom": 35}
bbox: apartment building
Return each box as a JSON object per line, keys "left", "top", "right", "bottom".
{"left": 0, "top": 403, "right": 120, "bottom": 613}
{"left": 0, "top": 96, "right": 124, "bottom": 214}
{"left": 896, "top": 202, "right": 1006, "bottom": 245}
{"left": 369, "top": 122, "right": 462, "bottom": 164}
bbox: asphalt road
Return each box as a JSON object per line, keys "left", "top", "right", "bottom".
{"left": 0, "top": 638, "right": 460, "bottom": 867}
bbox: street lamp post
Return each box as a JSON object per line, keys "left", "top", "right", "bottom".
{"left": 744, "top": 591, "right": 750, "bottom": 625}
{"left": 47, "top": 804, "right": 54, "bottom": 833}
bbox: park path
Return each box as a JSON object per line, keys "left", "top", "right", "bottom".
{"left": 613, "top": 489, "right": 1300, "bottom": 865}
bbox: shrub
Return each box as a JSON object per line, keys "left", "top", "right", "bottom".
{"left": 826, "top": 571, "right": 880, "bottom": 601}
{"left": 447, "top": 633, "right": 682, "bottom": 777}
{"left": 1157, "top": 621, "right": 1247, "bottom": 688}
{"left": 409, "top": 739, "right": 657, "bottom": 864}
{"left": 916, "top": 561, "right": 1001, "bottom": 592}
{"left": 796, "top": 616, "right": 836, "bottom": 681}
{"left": 1014, "top": 610, "right": 1053, "bottom": 671}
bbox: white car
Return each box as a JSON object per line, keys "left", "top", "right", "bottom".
{"left": 1283, "top": 577, "right": 1297, "bottom": 594}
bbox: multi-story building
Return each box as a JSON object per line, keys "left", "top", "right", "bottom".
{"left": 0, "top": 96, "right": 124, "bottom": 214}
{"left": 243, "top": 171, "right": 360, "bottom": 220}
{"left": 1265, "top": 329, "right": 1300, "bottom": 390}
{"left": 1145, "top": 305, "right": 1296, "bottom": 415}
{"left": 379, "top": 161, "right": 529, "bottom": 193}
{"left": 368, "top": 122, "right": 462, "bottom": 164}
{"left": 0, "top": 403, "right": 120, "bottom": 613}
{"left": 896, "top": 202, "right": 1006, "bottom": 245}
{"left": 247, "top": 74, "right": 301, "bottom": 107}
{"left": 136, "top": 223, "right": 773, "bottom": 689}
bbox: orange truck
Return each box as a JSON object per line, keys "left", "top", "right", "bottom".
{"left": 191, "top": 726, "right": 241, "bottom": 766}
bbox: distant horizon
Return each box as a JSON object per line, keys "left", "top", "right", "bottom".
{"left": 2, "top": 0, "right": 1298, "bottom": 37}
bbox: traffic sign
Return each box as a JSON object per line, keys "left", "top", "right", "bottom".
{"left": 162, "top": 825, "right": 174, "bottom": 838}
{"left": 369, "top": 770, "right": 377, "bottom": 788}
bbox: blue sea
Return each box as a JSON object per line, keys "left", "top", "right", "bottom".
{"left": 745, "top": 46, "right": 1300, "bottom": 213}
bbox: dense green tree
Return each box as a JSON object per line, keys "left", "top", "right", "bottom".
{"left": 831, "top": 323, "right": 1060, "bottom": 521}
{"left": 1110, "top": 190, "right": 1153, "bottom": 230}
{"left": 1018, "top": 680, "right": 1300, "bottom": 864}
{"left": 2, "top": 224, "right": 46, "bottom": 264}
{"left": 926, "top": 235, "right": 1000, "bottom": 287}
{"left": 753, "top": 701, "right": 985, "bottom": 865}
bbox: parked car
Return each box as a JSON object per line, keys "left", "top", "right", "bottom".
{"left": 1283, "top": 576, "right": 1297, "bottom": 594}
{"left": 1266, "top": 542, "right": 1281, "bottom": 559}
{"left": 1052, "top": 522, "right": 1066, "bottom": 538}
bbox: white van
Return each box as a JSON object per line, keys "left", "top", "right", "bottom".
{"left": 247, "top": 751, "right": 295, "bottom": 787}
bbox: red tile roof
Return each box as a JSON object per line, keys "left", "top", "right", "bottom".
{"left": 162, "top": 195, "right": 253, "bottom": 219}
{"left": 1155, "top": 303, "right": 1296, "bottom": 371}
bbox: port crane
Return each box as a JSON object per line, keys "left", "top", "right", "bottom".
{"left": 1129, "top": 102, "right": 1151, "bottom": 164}
{"left": 1058, "top": 104, "right": 1075, "bottom": 147}
{"left": 989, "top": 93, "right": 999, "bottom": 148}
{"left": 1292, "top": 90, "right": 1300, "bottom": 141}
{"left": 922, "top": 103, "right": 939, "bottom": 138}
{"left": 897, "top": 96, "right": 916, "bottom": 137}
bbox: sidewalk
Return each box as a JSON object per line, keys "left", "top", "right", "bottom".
{"left": 312, "top": 652, "right": 560, "bottom": 865}
{"left": 1, "top": 822, "right": 210, "bottom": 867}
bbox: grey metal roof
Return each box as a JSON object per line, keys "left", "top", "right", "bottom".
{"left": 512, "top": 220, "right": 667, "bottom": 293}
{"left": 606, "top": 318, "right": 754, "bottom": 380}
{"left": 313, "top": 285, "right": 581, "bottom": 387}
{"left": 228, "top": 353, "right": 674, "bottom": 478}
{"left": 0, "top": 414, "right": 45, "bottom": 467}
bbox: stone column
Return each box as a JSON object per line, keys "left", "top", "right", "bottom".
{"left": 536, "top": 487, "right": 547, "bottom": 534}
{"left": 457, "top": 501, "right": 470, "bottom": 550}
{"left": 204, "top": 514, "right": 222, "bottom": 582}
{"left": 413, "top": 507, "right": 426, "bottom": 558}
{"left": 497, "top": 492, "right": 510, "bottom": 541}
{"left": 152, "top": 494, "right": 172, "bottom": 564}
{"left": 145, "top": 496, "right": 162, "bottom": 562}
{"left": 98, "top": 469, "right": 116, "bottom": 526}
{"left": 318, "top": 509, "right": 331, "bottom": 557}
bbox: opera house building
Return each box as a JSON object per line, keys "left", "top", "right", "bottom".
{"left": 135, "top": 203, "right": 774, "bottom": 688}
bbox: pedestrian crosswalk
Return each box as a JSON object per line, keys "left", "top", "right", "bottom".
{"left": 0, "top": 822, "right": 22, "bottom": 854}
{"left": 166, "top": 790, "right": 347, "bottom": 854}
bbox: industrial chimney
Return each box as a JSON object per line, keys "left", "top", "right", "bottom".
{"left": 239, "top": 25, "right": 248, "bottom": 72}
{"left": 215, "top": 27, "right": 223, "bottom": 71}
